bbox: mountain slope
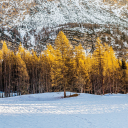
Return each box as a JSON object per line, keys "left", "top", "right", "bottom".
{"left": 0, "top": 0, "right": 128, "bottom": 58}
{"left": 1, "top": 0, "right": 128, "bottom": 29}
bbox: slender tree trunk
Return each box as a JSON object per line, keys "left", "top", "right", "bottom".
{"left": 84, "top": 82, "right": 85, "bottom": 93}
{"left": 33, "top": 67, "right": 35, "bottom": 94}
{"left": 4, "top": 61, "right": 7, "bottom": 97}
{"left": 64, "top": 84, "right": 66, "bottom": 98}
{"left": 0, "top": 63, "right": 2, "bottom": 91}
{"left": 108, "top": 69, "right": 111, "bottom": 94}
{"left": 6, "top": 77, "right": 7, "bottom": 97}
{"left": 46, "top": 73, "right": 48, "bottom": 92}
{"left": 115, "top": 79, "right": 117, "bottom": 94}
{"left": 109, "top": 76, "right": 111, "bottom": 94}
{"left": 113, "top": 71, "right": 114, "bottom": 93}
{"left": 102, "top": 78, "right": 104, "bottom": 95}
{"left": 43, "top": 71, "right": 45, "bottom": 92}
{"left": 115, "top": 70, "right": 117, "bottom": 94}
{"left": 94, "top": 80, "right": 96, "bottom": 94}
{"left": 9, "top": 64, "right": 11, "bottom": 97}
{"left": 33, "top": 84, "right": 35, "bottom": 94}
{"left": 36, "top": 66, "right": 37, "bottom": 93}
{"left": 39, "top": 75, "right": 40, "bottom": 93}
{"left": 17, "top": 81, "right": 18, "bottom": 96}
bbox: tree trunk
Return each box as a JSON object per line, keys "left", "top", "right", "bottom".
{"left": 0, "top": 63, "right": 2, "bottom": 91}
{"left": 113, "top": 71, "right": 114, "bottom": 93}
{"left": 102, "top": 75, "right": 104, "bottom": 95}
{"left": 46, "top": 73, "right": 48, "bottom": 92}
{"left": 81, "top": 86, "right": 83, "bottom": 93}
{"left": 64, "top": 84, "right": 66, "bottom": 98}
{"left": 115, "top": 70, "right": 117, "bottom": 94}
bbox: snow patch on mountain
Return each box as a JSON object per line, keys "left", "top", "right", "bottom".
{"left": 21, "top": 0, "right": 128, "bottom": 32}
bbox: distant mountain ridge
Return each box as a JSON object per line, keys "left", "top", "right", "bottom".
{"left": 1, "top": 0, "right": 128, "bottom": 28}
{"left": 0, "top": 0, "right": 128, "bottom": 58}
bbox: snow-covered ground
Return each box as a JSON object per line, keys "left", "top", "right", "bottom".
{"left": 0, "top": 92, "right": 128, "bottom": 128}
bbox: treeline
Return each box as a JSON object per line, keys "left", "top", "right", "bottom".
{"left": 0, "top": 31, "right": 128, "bottom": 97}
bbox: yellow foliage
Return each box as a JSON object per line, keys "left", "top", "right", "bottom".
{"left": 0, "top": 50, "right": 3, "bottom": 61}
{"left": 2, "top": 41, "right": 8, "bottom": 54}
{"left": 0, "top": 35, "right": 126, "bottom": 94}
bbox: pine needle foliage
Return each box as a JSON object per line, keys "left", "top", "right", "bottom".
{"left": 0, "top": 32, "right": 128, "bottom": 97}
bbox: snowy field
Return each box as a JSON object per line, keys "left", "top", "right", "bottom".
{"left": 0, "top": 92, "right": 128, "bottom": 128}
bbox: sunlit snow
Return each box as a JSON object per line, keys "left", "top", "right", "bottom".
{"left": 0, "top": 92, "right": 128, "bottom": 128}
